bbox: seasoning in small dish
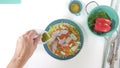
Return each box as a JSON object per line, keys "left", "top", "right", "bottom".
{"left": 69, "top": 2, "right": 81, "bottom": 14}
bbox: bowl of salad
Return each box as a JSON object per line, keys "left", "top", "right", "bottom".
{"left": 44, "top": 19, "right": 84, "bottom": 60}
{"left": 88, "top": 5, "right": 119, "bottom": 36}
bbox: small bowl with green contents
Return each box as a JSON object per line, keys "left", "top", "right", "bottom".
{"left": 35, "top": 29, "right": 51, "bottom": 44}
{"left": 69, "top": 0, "right": 82, "bottom": 16}
{"left": 41, "top": 31, "right": 51, "bottom": 44}
{"left": 41, "top": 31, "right": 51, "bottom": 43}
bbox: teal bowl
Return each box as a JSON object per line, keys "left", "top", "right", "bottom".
{"left": 87, "top": 5, "right": 119, "bottom": 36}
{"left": 44, "top": 19, "right": 84, "bottom": 60}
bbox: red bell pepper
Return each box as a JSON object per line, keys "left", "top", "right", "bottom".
{"left": 94, "top": 18, "right": 112, "bottom": 32}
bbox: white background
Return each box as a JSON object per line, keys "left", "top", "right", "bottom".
{"left": 0, "top": 0, "right": 115, "bottom": 68}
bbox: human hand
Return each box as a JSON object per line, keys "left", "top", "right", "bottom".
{"left": 7, "top": 30, "right": 41, "bottom": 68}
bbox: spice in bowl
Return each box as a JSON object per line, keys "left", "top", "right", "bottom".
{"left": 69, "top": 2, "right": 81, "bottom": 14}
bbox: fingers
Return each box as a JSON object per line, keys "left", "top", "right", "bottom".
{"left": 22, "top": 29, "right": 41, "bottom": 46}
{"left": 28, "top": 30, "right": 37, "bottom": 39}
{"left": 23, "top": 30, "right": 37, "bottom": 39}
{"left": 34, "top": 35, "right": 41, "bottom": 46}
{"left": 25, "top": 30, "right": 31, "bottom": 35}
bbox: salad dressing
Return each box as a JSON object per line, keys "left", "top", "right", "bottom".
{"left": 70, "top": 2, "right": 81, "bottom": 14}
{"left": 41, "top": 32, "right": 51, "bottom": 42}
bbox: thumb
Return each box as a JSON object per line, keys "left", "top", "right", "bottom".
{"left": 34, "top": 35, "right": 41, "bottom": 46}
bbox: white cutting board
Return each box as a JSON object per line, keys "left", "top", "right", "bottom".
{"left": 0, "top": 0, "right": 112, "bottom": 68}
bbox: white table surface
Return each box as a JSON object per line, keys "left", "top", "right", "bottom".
{"left": 0, "top": 0, "right": 113, "bottom": 68}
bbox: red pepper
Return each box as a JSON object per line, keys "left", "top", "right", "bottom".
{"left": 96, "top": 18, "right": 112, "bottom": 25}
{"left": 94, "top": 18, "right": 112, "bottom": 32}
